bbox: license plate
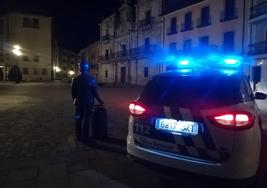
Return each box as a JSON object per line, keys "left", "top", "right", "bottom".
{"left": 155, "top": 118, "right": 199, "bottom": 135}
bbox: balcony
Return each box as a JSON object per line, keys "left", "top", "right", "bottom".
{"left": 220, "top": 8, "right": 238, "bottom": 22}
{"left": 98, "top": 45, "right": 163, "bottom": 63}
{"left": 197, "top": 16, "right": 212, "bottom": 28}
{"left": 181, "top": 21, "right": 194, "bottom": 32}
{"left": 101, "top": 35, "right": 111, "bottom": 41}
{"left": 138, "top": 17, "right": 153, "bottom": 27}
{"left": 248, "top": 42, "right": 267, "bottom": 55}
{"left": 167, "top": 26, "right": 178, "bottom": 35}
{"left": 250, "top": 1, "right": 267, "bottom": 19}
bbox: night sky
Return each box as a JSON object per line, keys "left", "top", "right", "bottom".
{"left": 0, "top": 0, "right": 122, "bottom": 52}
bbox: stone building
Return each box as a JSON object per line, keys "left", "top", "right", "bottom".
{"left": 0, "top": 12, "right": 53, "bottom": 81}
{"left": 56, "top": 48, "right": 79, "bottom": 80}
{"left": 82, "top": 41, "right": 100, "bottom": 79}
{"left": 246, "top": 0, "right": 267, "bottom": 92}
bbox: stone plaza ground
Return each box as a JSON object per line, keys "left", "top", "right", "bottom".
{"left": 0, "top": 82, "right": 267, "bottom": 188}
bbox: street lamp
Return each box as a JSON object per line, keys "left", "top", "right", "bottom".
{"left": 68, "top": 70, "right": 75, "bottom": 76}
{"left": 12, "top": 45, "right": 23, "bottom": 57}
{"left": 53, "top": 66, "right": 61, "bottom": 73}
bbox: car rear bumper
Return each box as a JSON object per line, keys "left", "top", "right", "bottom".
{"left": 127, "top": 135, "right": 258, "bottom": 179}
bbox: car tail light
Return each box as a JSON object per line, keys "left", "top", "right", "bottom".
{"left": 129, "top": 102, "right": 146, "bottom": 116}
{"left": 210, "top": 112, "right": 254, "bottom": 130}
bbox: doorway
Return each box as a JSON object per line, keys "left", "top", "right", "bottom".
{"left": 120, "top": 67, "right": 126, "bottom": 84}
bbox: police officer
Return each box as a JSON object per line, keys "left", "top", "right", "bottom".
{"left": 71, "top": 56, "right": 104, "bottom": 144}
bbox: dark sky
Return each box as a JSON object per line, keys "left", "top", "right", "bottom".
{"left": 0, "top": 0, "right": 122, "bottom": 52}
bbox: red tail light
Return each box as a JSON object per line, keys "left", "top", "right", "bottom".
{"left": 210, "top": 112, "right": 254, "bottom": 130}
{"left": 129, "top": 102, "right": 146, "bottom": 116}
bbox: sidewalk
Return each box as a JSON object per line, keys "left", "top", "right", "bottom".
{"left": 0, "top": 137, "right": 164, "bottom": 188}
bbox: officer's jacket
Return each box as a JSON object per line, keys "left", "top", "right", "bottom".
{"left": 71, "top": 73, "right": 103, "bottom": 106}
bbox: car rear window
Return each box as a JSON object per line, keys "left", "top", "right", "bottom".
{"left": 140, "top": 75, "right": 244, "bottom": 109}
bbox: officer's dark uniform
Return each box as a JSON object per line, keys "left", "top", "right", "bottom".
{"left": 71, "top": 61, "right": 104, "bottom": 143}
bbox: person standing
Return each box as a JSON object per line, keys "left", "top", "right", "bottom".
{"left": 71, "top": 57, "right": 104, "bottom": 144}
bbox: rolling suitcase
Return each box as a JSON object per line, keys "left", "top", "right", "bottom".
{"left": 92, "top": 105, "right": 108, "bottom": 140}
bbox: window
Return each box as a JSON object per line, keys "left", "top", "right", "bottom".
{"left": 41, "top": 68, "right": 47, "bottom": 75}
{"left": 23, "top": 56, "right": 30, "bottom": 62}
{"left": 168, "top": 17, "right": 177, "bottom": 35}
{"left": 23, "top": 17, "right": 40, "bottom": 28}
{"left": 121, "top": 44, "right": 127, "bottom": 56}
{"left": 144, "top": 67, "right": 149, "bottom": 78}
{"left": 105, "top": 49, "right": 109, "bottom": 59}
{"left": 22, "top": 67, "right": 29, "bottom": 75}
{"left": 182, "top": 12, "right": 193, "bottom": 31}
{"left": 223, "top": 31, "right": 235, "bottom": 53}
{"left": 140, "top": 76, "right": 242, "bottom": 109}
{"left": 169, "top": 42, "right": 177, "bottom": 53}
{"left": 33, "top": 68, "right": 38, "bottom": 75}
{"left": 199, "top": 36, "right": 209, "bottom": 47}
{"left": 105, "top": 70, "right": 108, "bottom": 78}
{"left": 34, "top": 56, "right": 39, "bottom": 62}
{"left": 183, "top": 39, "right": 192, "bottom": 52}
{"left": 198, "top": 6, "right": 210, "bottom": 27}
{"left": 145, "top": 38, "right": 150, "bottom": 52}
{"left": 33, "top": 19, "right": 39, "bottom": 28}
{"left": 145, "top": 10, "right": 151, "bottom": 25}
{"left": 221, "top": 0, "right": 237, "bottom": 21}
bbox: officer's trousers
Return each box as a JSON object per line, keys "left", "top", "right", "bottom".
{"left": 75, "top": 105, "right": 93, "bottom": 143}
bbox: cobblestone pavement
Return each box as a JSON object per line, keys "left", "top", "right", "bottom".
{"left": 0, "top": 82, "right": 267, "bottom": 188}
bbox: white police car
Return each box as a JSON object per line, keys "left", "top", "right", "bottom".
{"left": 127, "top": 55, "right": 267, "bottom": 179}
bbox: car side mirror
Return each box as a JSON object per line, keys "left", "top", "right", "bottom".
{"left": 255, "top": 92, "right": 267, "bottom": 100}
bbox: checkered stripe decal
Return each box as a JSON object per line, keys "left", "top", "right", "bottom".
{"left": 134, "top": 106, "right": 230, "bottom": 162}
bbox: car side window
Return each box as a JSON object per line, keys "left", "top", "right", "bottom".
{"left": 240, "top": 78, "right": 254, "bottom": 102}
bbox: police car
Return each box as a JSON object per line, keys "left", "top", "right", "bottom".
{"left": 127, "top": 55, "right": 267, "bottom": 179}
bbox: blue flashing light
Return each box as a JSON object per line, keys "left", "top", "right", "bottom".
{"left": 178, "top": 69, "right": 192, "bottom": 73}
{"left": 220, "top": 69, "right": 238, "bottom": 76}
{"left": 179, "top": 59, "right": 190, "bottom": 65}
{"left": 224, "top": 59, "right": 239, "bottom": 65}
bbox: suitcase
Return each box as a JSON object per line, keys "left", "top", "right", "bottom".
{"left": 92, "top": 105, "right": 108, "bottom": 139}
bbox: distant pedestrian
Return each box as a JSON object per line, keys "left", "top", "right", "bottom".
{"left": 71, "top": 56, "right": 104, "bottom": 144}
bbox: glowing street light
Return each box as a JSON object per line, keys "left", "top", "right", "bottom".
{"left": 54, "top": 66, "right": 61, "bottom": 73}
{"left": 68, "top": 70, "right": 75, "bottom": 76}
{"left": 12, "top": 45, "right": 23, "bottom": 56}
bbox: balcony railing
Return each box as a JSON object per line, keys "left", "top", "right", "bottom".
{"left": 248, "top": 41, "right": 267, "bottom": 55}
{"left": 101, "top": 35, "right": 111, "bottom": 41}
{"left": 98, "top": 45, "right": 163, "bottom": 63}
{"left": 197, "top": 16, "right": 212, "bottom": 28}
{"left": 220, "top": 8, "right": 238, "bottom": 22}
{"left": 138, "top": 17, "right": 153, "bottom": 27}
{"left": 167, "top": 26, "right": 178, "bottom": 35}
{"left": 250, "top": 1, "right": 267, "bottom": 19}
{"left": 181, "top": 21, "right": 194, "bottom": 32}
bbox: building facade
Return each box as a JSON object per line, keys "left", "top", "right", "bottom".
{"left": 99, "top": 0, "right": 137, "bottom": 84}
{"left": 97, "top": 0, "right": 267, "bottom": 88}
{"left": 56, "top": 47, "right": 79, "bottom": 80}
{"left": 163, "top": 0, "right": 245, "bottom": 59}
{"left": 246, "top": 0, "right": 267, "bottom": 92}
{"left": 82, "top": 41, "right": 100, "bottom": 79}
{"left": 0, "top": 12, "right": 54, "bottom": 81}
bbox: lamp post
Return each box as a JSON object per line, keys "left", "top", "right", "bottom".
{"left": 53, "top": 66, "right": 61, "bottom": 79}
